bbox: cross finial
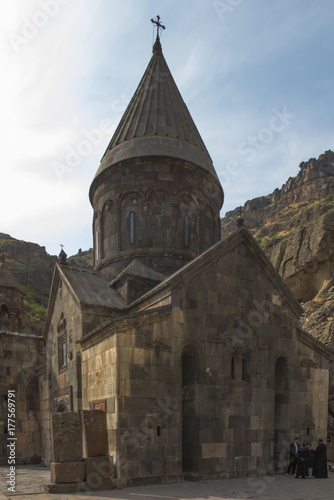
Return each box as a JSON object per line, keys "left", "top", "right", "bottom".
{"left": 151, "top": 15, "right": 166, "bottom": 40}
{"left": 59, "top": 244, "right": 67, "bottom": 264}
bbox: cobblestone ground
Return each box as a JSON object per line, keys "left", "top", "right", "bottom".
{"left": 0, "top": 465, "right": 333, "bottom": 500}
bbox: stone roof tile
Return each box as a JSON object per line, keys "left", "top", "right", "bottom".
{"left": 60, "top": 265, "right": 126, "bottom": 309}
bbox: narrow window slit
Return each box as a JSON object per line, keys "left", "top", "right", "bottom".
{"left": 184, "top": 214, "right": 189, "bottom": 247}
{"left": 129, "top": 211, "right": 135, "bottom": 244}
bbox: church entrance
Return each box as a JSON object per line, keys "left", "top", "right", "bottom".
{"left": 181, "top": 345, "right": 199, "bottom": 474}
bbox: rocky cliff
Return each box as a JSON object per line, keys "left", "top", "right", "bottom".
{"left": 223, "top": 150, "right": 334, "bottom": 232}
{"left": 222, "top": 150, "right": 334, "bottom": 302}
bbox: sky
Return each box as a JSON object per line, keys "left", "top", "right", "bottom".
{"left": 0, "top": 0, "right": 333, "bottom": 257}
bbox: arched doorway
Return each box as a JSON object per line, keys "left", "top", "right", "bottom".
{"left": 182, "top": 345, "right": 199, "bottom": 473}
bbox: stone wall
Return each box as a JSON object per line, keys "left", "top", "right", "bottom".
{"left": 0, "top": 331, "right": 44, "bottom": 464}
{"left": 81, "top": 331, "right": 118, "bottom": 463}
{"left": 38, "top": 363, "right": 52, "bottom": 465}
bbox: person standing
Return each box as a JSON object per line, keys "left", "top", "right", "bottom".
{"left": 312, "top": 438, "right": 328, "bottom": 478}
{"left": 295, "top": 443, "right": 312, "bottom": 478}
{"left": 286, "top": 437, "right": 300, "bottom": 475}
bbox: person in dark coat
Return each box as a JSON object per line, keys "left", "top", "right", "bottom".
{"left": 312, "top": 438, "right": 328, "bottom": 478}
{"left": 295, "top": 443, "right": 312, "bottom": 478}
{"left": 286, "top": 437, "right": 300, "bottom": 475}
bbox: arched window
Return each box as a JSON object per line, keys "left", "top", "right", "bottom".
{"left": 184, "top": 214, "right": 189, "bottom": 247}
{"left": 95, "top": 230, "right": 99, "bottom": 261}
{"left": 0, "top": 304, "right": 10, "bottom": 329}
{"left": 101, "top": 200, "right": 117, "bottom": 258}
{"left": 129, "top": 211, "right": 135, "bottom": 245}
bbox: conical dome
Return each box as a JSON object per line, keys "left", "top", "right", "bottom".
{"left": 90, "top": 35, "right": 223, "bottom": 280}
{"left": 91, "top": 37, "right": 221, "bottom": 187}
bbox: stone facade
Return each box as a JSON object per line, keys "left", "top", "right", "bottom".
{"left": 74, "top": 228, "right": 331, "bottom": 485}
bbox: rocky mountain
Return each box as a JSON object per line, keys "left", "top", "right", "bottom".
{"left": 0, "top": 234, "right": 94, "bottom": 335}
{"left": 223, "top": 149, "right": 334, "bottom": 233}
{"left": 0, "top": 233, "right": 57, "bottom": 334}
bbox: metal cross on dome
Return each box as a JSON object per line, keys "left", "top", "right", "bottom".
{"left": 151, "top": 15, "right": 166, "bottom": 39}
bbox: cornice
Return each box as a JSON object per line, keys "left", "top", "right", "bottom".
{"left": 80, "top": 305, "right": 172, "bottom": 350}
{"left": 297, "top": 327, "right": 334, "bottom": 360}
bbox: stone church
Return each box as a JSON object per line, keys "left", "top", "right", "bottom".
{"left": 1, "top": 24, "right": 333, "bottom": 486}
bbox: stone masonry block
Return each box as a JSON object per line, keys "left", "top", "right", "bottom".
{"left": 228, "top": 415, "right": 250, "bottom": 429}
{"left": 50, "top": 461, "right": 85, "bottom": 484}
{"left": 81, "top": 410, "right": 108, "bottom": 457}
{"left": 45, "top": 482, "right": 86, "bottom": 494}
{"left": 85, "top": 456, "right": 115, "bottom": 490}
{"left": 251, "top": 443, "right": 263, "bottom": 457}
{"left": 52, "top": 412, "right": 82, "bottom": 462}
{"left": 202, "top": 442, "right": 227, "bottom": 459}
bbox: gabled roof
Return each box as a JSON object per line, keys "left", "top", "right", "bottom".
{"left": 129, "top": 225, "right": 304, "bottom": 318}
{"left": 109, "top": 258, "right": 167, "bottom": 287}
{"left": 0, "top": 262, "right": 24, "bottom": 295}
{"left": 59, "top": 264, "right": 126, "bottom": 308}
{"left": 44, "top": 262, "right": 126, "bottom": 337}
{"left": 91, "top": 38, "right": 220, "bottom": 191}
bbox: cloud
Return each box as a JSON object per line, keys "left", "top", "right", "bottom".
{"left": 0, "top": 0, "right": 333, "bottom": 257}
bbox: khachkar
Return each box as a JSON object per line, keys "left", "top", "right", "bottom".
{"left": 89, "top": 16, "right": 224, "bottom": 280}
{"left": 46, "top": 411, "right": 115, "bottom": 493}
